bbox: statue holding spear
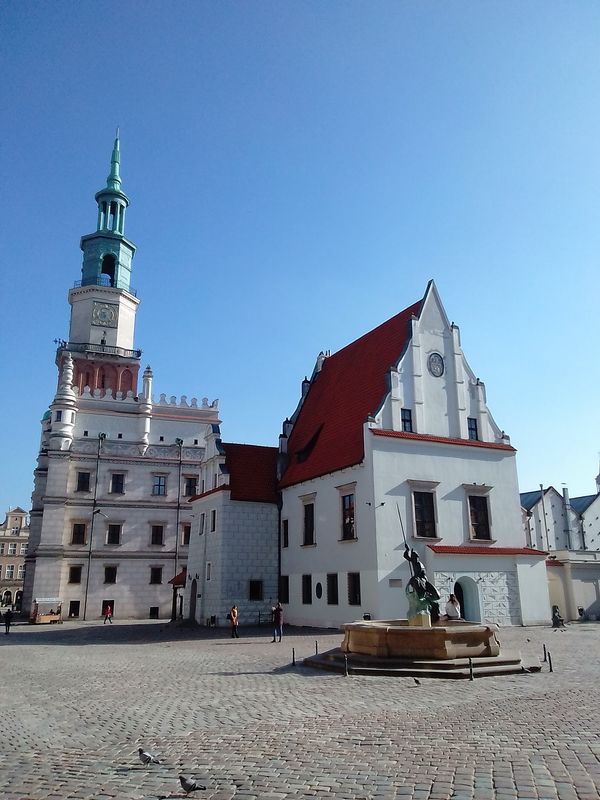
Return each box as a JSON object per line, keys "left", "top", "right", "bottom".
{"left": 397, "top": 504, "right": 441, "bottom": 623}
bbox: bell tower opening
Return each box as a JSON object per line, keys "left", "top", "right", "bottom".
{"left": 101, "top": 254, "right": 116, "bottom": 287}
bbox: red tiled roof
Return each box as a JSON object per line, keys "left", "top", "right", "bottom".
{"left": 169, "top": 567, "right": 187, "bottom": 587}
{"left": 280, "top": 299, "right": 423, "bottom": 488}
{"left": 188, "top": 485, "right": 230, "bottom": 502}
{"left": 222, "top": 443, "right": 279, "bottom": 504}
{"left": 428, "top": 545, "right": 547, "bottom": 556}
{"left": 372, "top": 429, "right": 516, "bottom": 452}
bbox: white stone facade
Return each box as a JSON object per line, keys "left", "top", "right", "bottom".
{"left": 24, "top": 381, "right": 219, "bottom": 620}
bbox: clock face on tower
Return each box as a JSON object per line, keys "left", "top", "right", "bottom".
{"left": 427, "top": 352, "right": 444, "bottom": 377}
{"left": 92, "top": 302, "right": 119, "bottom": 328}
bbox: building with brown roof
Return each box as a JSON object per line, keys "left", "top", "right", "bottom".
{"left": 0, "top": 508, "right": 29, "bottom": 610}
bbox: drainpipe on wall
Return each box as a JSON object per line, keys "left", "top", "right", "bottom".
{"left": 562, "top": 486, "right": 574, "bottom": 551}
{"left": 539, "top": 484, "right": 551, "bottom": 551}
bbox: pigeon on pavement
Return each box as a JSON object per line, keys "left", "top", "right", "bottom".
{"left": 179, "top": 774, "right": 206, "bottom": 794}
{"left": 413, "top": 678, "right": 421, "bottom": 686}
{"left": 138, "top": 747, "right": 161, "bottom": 765}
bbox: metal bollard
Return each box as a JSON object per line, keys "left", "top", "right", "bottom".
{"left": 468, "top": 657, "right": 474, "bottom": 681}
{"left": 315, "top": 640, "right": 318, "bottom": 655}
{"left": 547, "top": 650, "right": 553, "bottom": 673}
{"left": 344, "top": 654, "right": 349, "bottom": 677}
{"left": 292, "top": 647, "right": 296, "bottom": 666}
{"left": 543, "top": 643, "right": 547, "bottom": 662}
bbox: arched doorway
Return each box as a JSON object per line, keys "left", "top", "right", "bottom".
{"left": 2, "top": 590, "right": 12, "bottom": 607}
{"left": 14, "top": 591, "right": 23, "bottom": 612}
{"left": 453, "top": 577, "right": 481, "bottom": 622}
{"left": 188, "top": 579, "right": 197, "bottom": 622}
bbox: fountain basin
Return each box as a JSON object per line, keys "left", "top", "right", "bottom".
{"left": 341, "top": 618, "right": 500, "bottom": 660}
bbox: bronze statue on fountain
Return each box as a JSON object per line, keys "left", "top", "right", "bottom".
{"left": 403, "top": 544, "right": 441, "bottom": 625}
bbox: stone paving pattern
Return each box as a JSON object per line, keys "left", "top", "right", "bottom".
{"left": 1, "top": 620, "right": 599, "bottom": 799}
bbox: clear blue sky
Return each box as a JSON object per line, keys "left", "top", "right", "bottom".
{"left": 1, "top": 1, "right": 599, "bottom": 516}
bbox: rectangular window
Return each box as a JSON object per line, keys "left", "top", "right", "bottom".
{"left": 302, "top": 574, "right": 312, "bottom": 604}
{"left": 5, "top": 565, "right": 14, "bottom": 579}
{"left": 401, "top": 408, "right": 413, "bottom": 432}
{"left": 282, "top": 519, "right": 289, "bottom": 548}
{"left": 0, "top": 543, "right": 4, "bottom": 555}
{"left": 279, "top": 575, "right": 289, "bottom": 604}
{"left": 413, "top": 492, "right": 436, "bottom": 538}
{"left": 56, "top": 410, "right": 63, "bottom": 422}
{"left": 149, "top": 566, "right": 163, "bottom": 584}
{"left": 8, "top": 543, "right": 17, "bottom": 556}
{"left": 467, "top": 417, "right": 479, "bottom": 441}
{"left": 0, "top": 566, "right": 2, "bottom": 579}
{"left": 17, "top": 564, "right": 25, "bottom": 580}
{"left": 152, "top": 475, "right": 167, "bottom": 496}
{"left": 20, "top": 543, "right": 27, "bottom": 555}
{"left": 71, "top": 523, "right": 86, "bottom": 545}
{"left": 213, "top": 474, "right": 218, "bottom": 489}
{"left": 106, "top": 524, "right": 121, "bottom": 546}
{"left": 69, "top": 565, "right": 82, "bottom": 584}
{"left": 151, "top": 525, "right": 164, "bottom": 546}
{"left": 348, "top": 572, "right": 361, "bottom": 606}
{"left": 104, "top": 566, "right": 117, "bottom": 584}
{"left": 184, "top": 476, "right": 197, "bottom": 497}
{"left": 76, "top": 471, "right": 91, "bottom": 492}
{"left": 206, "top": 561, "right": 212, "bottom": 581}
{"left": 341, "top": 494, "right": 355, "bottom": 540}
{"left": 199, "top": 513, "right": 206, "bottom": 535}
{"left": 303, "top": 503, "right": 315, "bottom": 546}
{"left": 182, "top": 524, "right": 191, "bottom": 546}
{"left": 110, "top": 473, "right": 125, "bottom": 494}
{"left": 469, "top": 495, "right": 491, "bottom": 540}
{"left": 149, "top": 606, "right": 159, "bottom": 619}
{"left": 327, "top": 573, "right": 339, "bottom": 605}
{"left": 210, "top": 510, "right": 216, "bottom": 532}
{"left": 249, "top": 579, "right": 263, "bottom": 601}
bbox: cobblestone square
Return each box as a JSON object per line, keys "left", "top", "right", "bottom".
{"left": 1, "top": 621, "right": 599, "bottom": 800}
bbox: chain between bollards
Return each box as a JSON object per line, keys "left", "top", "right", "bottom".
{"left": 543, "top": 643, "right": 547, "bottom": 662}
{"left": 468, "top": 657, "right": 474, "bottom": 681}
{"left": 547, "top": 650, "right": 553, "bottom": 673}
{"left": 292, "top": 647, "right": 296, "bottom": 666}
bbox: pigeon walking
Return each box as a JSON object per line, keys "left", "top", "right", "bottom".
{"left": 138, "top": 748, "right": 161, "bottom": 765}
{"left": 413, "top": 677, "right": 421, "bottom": 686}
{"left": 179, "top": 774, "right": 206, "bottom": 794}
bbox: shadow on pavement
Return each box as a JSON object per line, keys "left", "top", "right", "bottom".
{"left": 0, "top": 620, "right": 339, "bottom": 647}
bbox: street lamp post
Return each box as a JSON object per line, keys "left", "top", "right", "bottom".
{"left": 82, "top": 433, "right": 106, "bottom": 621}
{"left": 171, "top": 438, "right": 184, "bottom": 622}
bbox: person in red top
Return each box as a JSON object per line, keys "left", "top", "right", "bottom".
{"left": 103, "top": 604, "right": 113, "bottom": 624}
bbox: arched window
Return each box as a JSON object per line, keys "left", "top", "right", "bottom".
{"left": 120, "top": 369, "right": 133, "bottom": 394}
{"left": 100, "top": 254, "right": 116, "bottom": 287}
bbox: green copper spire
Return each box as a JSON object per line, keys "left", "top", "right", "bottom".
{"left": 106, "top": 127, "right": 121, "bottom": 191}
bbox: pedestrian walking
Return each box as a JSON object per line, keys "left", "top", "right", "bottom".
{"left": 271, "top": 602, "right": 283, "bottom": 642}
{"left": 229, "top": 604, "right": 239, "bottom": 638}
{"left": 4, "top": 608, "right": 13, "bottom": 635}
{"left": 103, "top": 604, "right": 113, "bottom": 624}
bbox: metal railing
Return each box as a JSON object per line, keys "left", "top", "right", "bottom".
{"left": 61, "top": 341, "right": 142, "bottom": 359}
{"left": 73, "top": 277, "right": 137, "bottom": 297}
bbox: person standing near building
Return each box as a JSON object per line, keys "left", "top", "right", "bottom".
{"left": 4, "top": 608, "right": 13, "bottom": 635}
{"left": 271, "top": 602, "right": 283, "bottom": 642}
{"left": 444, "top": 594, "right": 461, "bottom": 620}
{"left": 103, "top": 604, "right": 113, "bottom": 624}
{"left": 229, "top": 605, "right": 239, "bottom": 638}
